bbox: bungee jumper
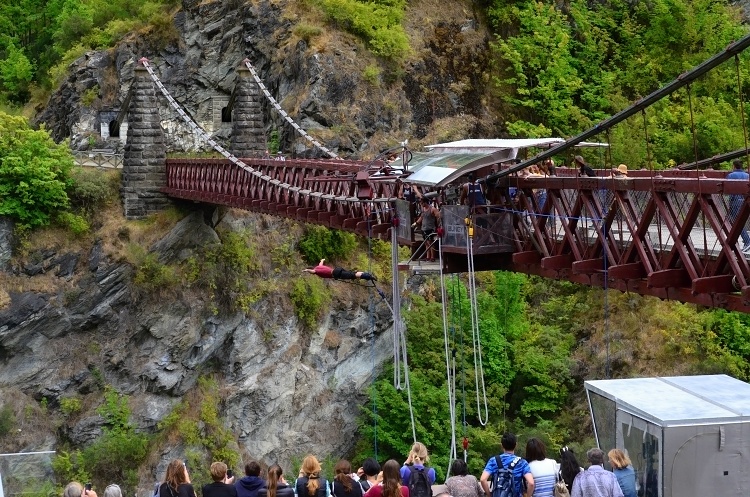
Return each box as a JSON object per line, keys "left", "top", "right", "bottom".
{"left": 303, "top": 259, "right": 378, "bottom": 282}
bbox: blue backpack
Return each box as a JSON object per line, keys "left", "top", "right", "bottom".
{"left": 491, "top": 455, "right": 520, "bottom": 497}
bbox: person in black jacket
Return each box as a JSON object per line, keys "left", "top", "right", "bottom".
{"left": 332, "top": 460, "right": 363, "bottom": 497}
{"left": 258, "top": 464, "right": 295, "bottom": 497}
{"left": 203, "top": 462, "right": 237, "bottom": 497}
{"left": 236, "top": 460, "right": 267, "bottom": 497}
{"left": 296, "top": 455, "right": 329, "bottom": 497}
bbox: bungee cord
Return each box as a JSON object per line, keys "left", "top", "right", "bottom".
{"left": 464, "top": 216, "right": 489, "bottom": 426}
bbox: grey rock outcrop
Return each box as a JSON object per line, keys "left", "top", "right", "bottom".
{"left": 35, "top": 0, "right": 493, "bottom": 156}
{"left": 0, "top": 209, "right": 394, "bottom": 490}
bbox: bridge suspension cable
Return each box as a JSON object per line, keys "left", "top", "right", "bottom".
{"left": 242, "top": 59, "right": 339, "bottom": 159}
{"left": 138, "top": 58, "right": 389, "bottom": 205}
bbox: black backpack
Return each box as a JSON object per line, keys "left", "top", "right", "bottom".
{"left": 491, "top": 456, "right": 520, "bottom": 497}
{"left": 407, "top": 466, "right": 433, "bottom": 497}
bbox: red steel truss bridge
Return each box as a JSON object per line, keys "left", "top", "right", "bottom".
{"left": 138, "top": 36, "right": 750, "bottom": 312}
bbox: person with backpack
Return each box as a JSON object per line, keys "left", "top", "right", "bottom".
{"left": 400, "top": 441, "right": 436, "bottom": 497}
{"left": 357, "top": 458, "right": 381, "bottom": 492}
{"left": 479, "top": 432, "right": 534, "bottom": 497}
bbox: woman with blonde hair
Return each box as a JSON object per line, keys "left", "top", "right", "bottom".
{"left": 158, "top": 459, "right": 197, "bottom": 497}
{"left": 364, "top": 460, "right": 408, "bottom": 497}
{"left": 259, "top": 464, "right": 295, "bottom": 497}
{"left": 400, "top": 442, "right": 435, "bottom": 487}
{"left": 296, "top": 455, "right": 329, "bottom": 497}
{"left": 608, "top": 448, "right": 637, "bottom": 497}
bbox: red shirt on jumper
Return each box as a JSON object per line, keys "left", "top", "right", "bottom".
{"left": 313, "top": 264, "right": 333, "bottom": 278}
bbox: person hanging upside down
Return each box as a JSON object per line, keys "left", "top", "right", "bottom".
{"left": 303, "top": 259, "right": 378, "bottom": 282}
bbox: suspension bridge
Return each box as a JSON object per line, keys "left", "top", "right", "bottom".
{"left": 117, "top": 35, "right": 750, "bottom": 313}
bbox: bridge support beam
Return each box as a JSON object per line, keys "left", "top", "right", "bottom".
{"left": 121, "top": 63, "right": 169, "bottom": 219}
{"left": 231, "top": 63, "right": 266, "bottom": 158}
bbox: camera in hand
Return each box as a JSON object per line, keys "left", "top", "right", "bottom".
{"left": 227, "top": 469, "right": 234, "bottom": 478}
{"left": 85, "top": 484, "right": 92, "bottom": 491}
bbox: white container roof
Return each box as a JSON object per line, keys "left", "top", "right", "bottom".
{"left": 585, "top": 374, "right": 750, "bottom": 426}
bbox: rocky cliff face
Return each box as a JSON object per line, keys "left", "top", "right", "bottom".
{"left": 0, "top": 208, "right": 393, "bottom": 488}
{"left": 34, "top": 0, "right": 496, "bottom": 154}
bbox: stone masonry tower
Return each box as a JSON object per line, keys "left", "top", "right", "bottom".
{"left": 230, "top": 62, "right": 267, "bottom": 157}
{"left": 121, "top": 61, "right": 170, "bottom": 219}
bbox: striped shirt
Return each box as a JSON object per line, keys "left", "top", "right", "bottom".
{"left": 528, "top": 459, "right": 558, "bottom": 497}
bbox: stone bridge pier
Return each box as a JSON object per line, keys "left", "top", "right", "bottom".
{"left": 121, "top": 61, "right": 266, "bottom": 219}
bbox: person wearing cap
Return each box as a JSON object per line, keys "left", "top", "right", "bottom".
{"left": 574, "top": 155, "right": 596, "bottom": 177}
{"left": 275, "top": 151, "right": 286, "bottom": 161}
{"left": 611, "top": 164, "right": 629, "bottom": 178}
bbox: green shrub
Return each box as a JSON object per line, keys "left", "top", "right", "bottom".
{"left": 319, "top": 0, "right": 409, "bottom": 58}
{"left": 80, "top": 85, "right": 99, "bottom": 106}
{"left": 298, "top": 225, "right": 357, "bottom": 264}
{"left": 293, "top": 23, "right": 323, "bottom": 43}
{"left": 134, "top": 253, "right": 178, "bottom": 290}
{"left": 0, "top": 404, "right": 14, "bottom": 436}
{"left": 68, "top": 167, "right": 119, "bottom": 214}
{"left": 290, "top": 276, "right": 330, "bottom": 329}
{"left": 0, "top": 112, "right": 74, "bottom": 228}
{"left": 56, "top": 211, "right": 90, "bottom": 235}
{"left": 60, "top": 397, "right": 82, "bottom": 416}
{"left": 362, "top": 65, "right": 380, "bottom": 86}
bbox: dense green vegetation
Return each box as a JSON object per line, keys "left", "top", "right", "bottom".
{"left": 0, "top": 112, "right": 74, "bottom": 228}
{"left": 0, "top": 0, "right": 179, "bottom": 104}
{"left": 488, "top": 0, "right": 750, "bottom": 167}
{"left": 353, "top": 271, "right": 750, "bottom": 476}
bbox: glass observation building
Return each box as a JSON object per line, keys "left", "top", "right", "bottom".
{"left": 584, "top": 374, "right": 750, "bottom": 497}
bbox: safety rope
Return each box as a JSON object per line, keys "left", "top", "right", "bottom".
{"left": 464, "top": 215, "right": 489, "bottom": 426}
{"left": 242, "top": 59, "right": 339, "bottom": 159}
{"left": 139, "top": 59, "right": 392, "bottom": 205}
{"left": 387, "top": 220, "right": 416, "bottom": 442}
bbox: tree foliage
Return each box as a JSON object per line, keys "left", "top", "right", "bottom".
{"left": 489, "top": 0, "right": 749, "bottom": 167}
{"left": 0, "top": 112, "right": 73, "bottom": 228}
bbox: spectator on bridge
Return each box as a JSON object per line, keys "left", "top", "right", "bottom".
{"left": 727, "top": 159, "right": 750, "bottom": 252}
{"left": 275, "top": 151, "right": 286, "bottom": 161}
{"left": 611, "top": 164, "right": 629, "bottom": 178}
{"left": 460, "top": 173, "right": 487, "bottom": 212}
{"left": 304, "top": 259, "right": 377, "bottom": 282}
{"left": 64, "top": 482, "right": 99, "bottom": 497}
{"left": 102, "top": 485, "right": 122, "bottom": 497}
{"left": 575, "top": 155, "right": 596, "bottom": 177}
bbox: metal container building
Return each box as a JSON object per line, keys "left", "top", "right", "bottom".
{"left": 584, "top": 374, "right": 750, "bottom": 497}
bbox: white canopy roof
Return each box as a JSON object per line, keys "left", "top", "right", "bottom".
{"left": 397, "top": 138, "right": 609, "bottom": 187}
{"left": 585, "top": 374, "right": 750, "bottom": 426}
